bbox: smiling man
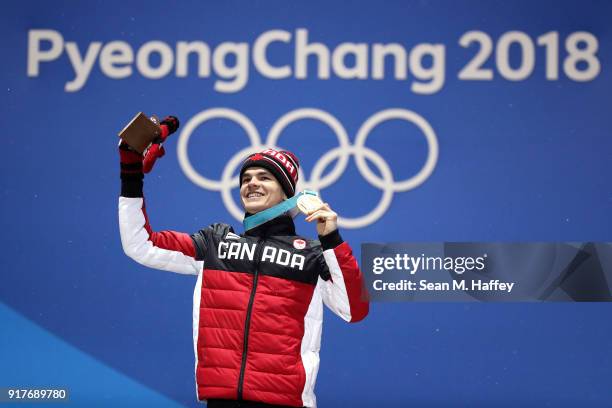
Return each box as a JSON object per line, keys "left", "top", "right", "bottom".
{"left": 241, "top": 167, "right": 285, "bottom": 214}
{"left": 119, "top": 139, "right": 369, "bottom": 408}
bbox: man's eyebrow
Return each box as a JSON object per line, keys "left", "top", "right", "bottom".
{"left": 243, "top": 170, "right": 272, "bottom": 177}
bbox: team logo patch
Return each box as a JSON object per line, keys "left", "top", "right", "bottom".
{"left": 293, "top": 239, "right": 306, "bottom": 250}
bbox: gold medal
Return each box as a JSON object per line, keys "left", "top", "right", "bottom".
{"left": 297, "top": 193, "right": 323, "bottom": 215}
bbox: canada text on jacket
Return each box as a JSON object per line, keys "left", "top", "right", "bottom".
{"left": 218, "top": 241, "right": 306, "bottom": 270}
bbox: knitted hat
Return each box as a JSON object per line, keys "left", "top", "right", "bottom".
{"left": 239, "top": 148, "right": 300, "bottom": 197}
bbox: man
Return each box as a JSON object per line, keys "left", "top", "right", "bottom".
{"left": 118, "top": 120, "right": 369, "bottom": 408}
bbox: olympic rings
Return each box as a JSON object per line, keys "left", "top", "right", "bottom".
{"left": 177, "top": 108, "right": 439, "bottom": 229}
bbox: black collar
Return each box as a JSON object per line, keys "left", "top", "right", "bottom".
{"left": 243, "top": 213, "right": 296, "bottom": 237}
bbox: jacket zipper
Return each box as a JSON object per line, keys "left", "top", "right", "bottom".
{"left": 237, "top": 237, "right": 265, "bottom": 400}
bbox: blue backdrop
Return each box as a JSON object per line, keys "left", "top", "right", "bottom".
{"left": 2, "top": 1, "right": 612, "bottom": 406}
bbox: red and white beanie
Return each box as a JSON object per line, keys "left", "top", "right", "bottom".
{"left": 239, "top": 148, "right": 300, "bottom": 197}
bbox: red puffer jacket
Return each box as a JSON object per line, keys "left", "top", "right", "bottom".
{"left": 119, "top": 191, "right": 368, "bottom": 407}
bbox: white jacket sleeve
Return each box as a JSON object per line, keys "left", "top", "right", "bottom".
{"left": 119, "top": 196, "right": 202, "bottom": 275}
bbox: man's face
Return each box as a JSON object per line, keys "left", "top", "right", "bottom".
{"left": 240, "top": 167, "right": 286, "bottom": 214}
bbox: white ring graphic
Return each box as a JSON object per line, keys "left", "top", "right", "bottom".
{"left": 354, "top": 109, "right": 438, "bottom": 192}
{"left": 268, "top": 108, "right": 351, "bottom": 190}
{"left": 177, "top": 108, "right": 439, "bottom": 228}
{"left": 310, "top": 145, "right": 394, "bottom": 229}
{"left": 177, "top": 108, "right": 262, "bottom": 191}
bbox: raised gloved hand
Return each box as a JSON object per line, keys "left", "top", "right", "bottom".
{"left": 160, "top": 115, "right": 179, "bottom": 136}
{"left": 119, "top": 114, "right": 179, "bottom": 197}
{"left": 118, "top": 115, "right": 180, "bottom": 176}
{"left": 142, "top": 115, "right": 180, "bottom": 173}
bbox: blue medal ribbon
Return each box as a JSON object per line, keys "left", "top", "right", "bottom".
{"left": 243, "top": 190, "right": 318, "bottom": 231}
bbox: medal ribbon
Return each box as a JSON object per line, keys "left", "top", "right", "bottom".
{"left": 243, "top": 190, "right": 318, "bottom": 231}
